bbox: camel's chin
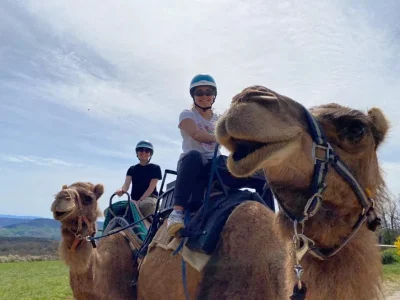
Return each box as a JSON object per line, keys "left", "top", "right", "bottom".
{"left": 226, "top": 140, "right": 297, "bottom": 177}
{"left": 53, "top": 210, "right": 74, "bottom": 221}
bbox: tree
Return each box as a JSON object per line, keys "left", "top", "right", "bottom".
{"left": 380, "top": 193, "right": 400, "bottom": 245}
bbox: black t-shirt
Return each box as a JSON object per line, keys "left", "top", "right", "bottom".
{"left": 126, "top": 163, "right": 162, "bottom": 200}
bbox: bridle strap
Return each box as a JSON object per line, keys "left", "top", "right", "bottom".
{"left": 308, "top": 212, "right": 369, "bottom": 260}
{"left": 68, "top": 192, "right": 96, "bottom": 252}
{"left": 275, "top": 107, "right": 379, "bottom": 260}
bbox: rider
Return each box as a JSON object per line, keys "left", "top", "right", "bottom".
{"left": 166, "top": 74, "right": 222, "bottom": 236}
{"left": 116, "top": 140, "right": 162, "bottom": 218}
{"left": 166, "top": 74, "right": 274, "bottom": 237}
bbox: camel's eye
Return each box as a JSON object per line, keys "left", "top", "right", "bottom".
{"left": 81, "top": 194, "right": 93, "bottom": 205}
{"left": 341, "top": 120, "right": 366, "bottom": 142}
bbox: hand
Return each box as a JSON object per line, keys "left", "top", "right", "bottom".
{"left": 115, "top": 189, "right": 125, "bottom": 197}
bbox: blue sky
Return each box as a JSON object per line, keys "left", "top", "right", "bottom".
{"left": 0, "top": 0, "right": 399, "bottom": 218}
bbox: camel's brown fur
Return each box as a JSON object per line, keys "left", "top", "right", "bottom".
{"left": 51, "top": 182, "right": 138, "bottom": 300}
{"left": 138, "top": 85, "right": 389, "bottom": 300}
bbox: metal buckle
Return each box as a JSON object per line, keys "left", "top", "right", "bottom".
{"left": 292, "top": 233, "right": 315, "bottom": 263}
{"left": 370, "top": 198, "right": 375, "bottom": 209}
{"left": 361, "top": 198, "right": 374, "bottom": 216}
{"left": 312, "top": 142, "right": 330, "bottom": 164}
{"left": 303, "top": 193, "right": 323, "bottom": 219}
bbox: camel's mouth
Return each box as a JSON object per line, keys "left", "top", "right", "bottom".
{"left": 53, "top": 210, "right": 74, "bottom": 221}
{"left": 225, "top": 136, "right": 297, "bottom": 177}
{"left": 232, "top": 139, "right": 268, "bottom": 162}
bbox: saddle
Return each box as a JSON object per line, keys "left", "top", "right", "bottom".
{"left": 153, "top": 165, "right": 274, "bottom": 257}
{"left": 183, "top": 188, "right": 269, "bottom": 254}
{"left": 103, "top": 200, "right": 150, "bottom": 242}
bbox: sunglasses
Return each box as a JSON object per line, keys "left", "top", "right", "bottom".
{"left": 194, "top": 89, "right": 215, "bottom": 97}
{"left": 137, "top": 148, "right": 151, "bottom": 153}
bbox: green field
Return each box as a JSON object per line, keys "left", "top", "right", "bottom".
{"left": 0, "top": 259, "right": 399, "bottom": 299}
{"left": 0, "top": 260, "right": 72, "bottom": 300}
{"left": 384, "top": 262, "right": 400, "bottom": 282}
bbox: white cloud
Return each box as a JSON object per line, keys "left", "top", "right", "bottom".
{"left": 0, "top": 154, "right": 81, "bottom": 167}
{"left": 16, "top": 1, "right": 400, "bottom": 121}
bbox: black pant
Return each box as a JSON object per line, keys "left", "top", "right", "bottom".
{"left": 172, "top": 150, "right": 274, "bottom": 211}
{"left": 173, "top": 150, "right": 210, "bottom": 209}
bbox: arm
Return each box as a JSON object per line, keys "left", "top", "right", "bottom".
{"left": 116, "top": 176, "right": 132, "bottom": 196}
{"left": 139, "top": 178, "right": 159, "bottom": 201}
{"left": 121, "top": 176, "right": 132, "bottom": 192}
{"left": 180, "top": 118, "right": 216, "bottom": 144}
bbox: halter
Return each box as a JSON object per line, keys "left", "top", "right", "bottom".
{"left": 61, "top": 189, "right": 97, "bottom": 251}
{"left": 274, "top": 107, "right": 380, "bottom": 261}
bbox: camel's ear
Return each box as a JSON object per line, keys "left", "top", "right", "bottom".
{"left": 62, "top": 184, "right": 68, "bottom": 190}
{"left": 368, "top": 107, "right": 389, "bottom": 149}
{"left": 93, "top": 184, "right": 104, "bottom": 200}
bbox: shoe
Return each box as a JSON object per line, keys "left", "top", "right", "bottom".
{"left": 167, "top": 210, "right": 184, "bottom": 237}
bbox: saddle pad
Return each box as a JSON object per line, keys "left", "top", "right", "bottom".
{"left": 148, "top": 222, "right": 211, "bottom": 273}
{"left": 185, "top": 189, "right": 267, "bottom": 254}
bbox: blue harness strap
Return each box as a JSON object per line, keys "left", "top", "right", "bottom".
{"left": 181, "top": 258, "right": 190, "bottom": 300}
{"left": 170, "top": 211, "right": 191, "bottom": 300}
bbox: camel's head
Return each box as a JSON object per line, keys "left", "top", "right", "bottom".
{"left": 217, "top": 86, "right": 389, "bottom": 219}
{"left": 51, "top": 182, "right": 104, "bottom": 223}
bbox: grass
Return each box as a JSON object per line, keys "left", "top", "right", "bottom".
{"left": 383, "top": 263, "right": 400, "bottom": 298}
{"left": 384, "top": 262, "right": 400, "bottom": 282}
{"left": 382, "top": 249, "right": 400, "bottom": 283}
{"left": 0, "top": 260, "right": 72, "bottom": 300}
{"left": 0, "top": 259, "right": 398, "bottom": 299}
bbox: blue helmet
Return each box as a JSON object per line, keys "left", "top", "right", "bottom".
{"left": 135, "top": 140, "right": 154, "bottom": 154}
{"left": 189, "top": 74, "right": 217, "bottom": 98}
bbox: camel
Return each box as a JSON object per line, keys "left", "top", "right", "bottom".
{"left": 137, "top": 85, "right": 389, "bottom": 300}
{"left": 51, "top": 182, "right": 143, "bottom": 300}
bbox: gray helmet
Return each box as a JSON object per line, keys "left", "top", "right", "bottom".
{"left": 135, "top": 140, "right": 154, "bottom": 155}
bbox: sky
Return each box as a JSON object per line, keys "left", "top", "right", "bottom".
{"left": 0, "top": 0, "right": 399, "bottom": 219}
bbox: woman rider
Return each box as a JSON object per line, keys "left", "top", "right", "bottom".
{"left": 167, "top": 74, "right": 273, "bottom": 236}
{"left": 166, "top": 74, "right": 223, "bottom": 236}
{"left": 116, "top": 140, "right": 162, "bottom": 218}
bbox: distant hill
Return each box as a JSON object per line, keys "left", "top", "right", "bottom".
{"left": 0, "top": 214, "right": 38, "bottom": 219}
{"left": 0, "top": 214, "right": 39, "bottom": 227}
{"left": 0, "top": 236, "right": 59, "bottom": 257}
{"left": 0, "top": 218, "right": 61, "bottom": 240}
{"left": 0, "top": 217, "right": 104, "bottom": 240}
{"left": 0, "top": 217, "right": 33, "bottom": 227}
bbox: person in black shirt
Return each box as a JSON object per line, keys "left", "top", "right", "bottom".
{"left": 116, "top": 140, "right": 162, "bottom": 218}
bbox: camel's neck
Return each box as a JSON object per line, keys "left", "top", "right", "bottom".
{"left": 59, "top": 226, "right": 96, "bottom": 274}
{"left": 279, "top": 218, "right": 382, "bottom": 300}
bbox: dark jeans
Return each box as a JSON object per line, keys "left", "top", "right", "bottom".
{"left": 172, "top": 150, "right": 274, "bottom": 211}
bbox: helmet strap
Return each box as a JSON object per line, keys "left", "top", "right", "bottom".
{"left": 193, "top": 98, "right": 215, "bottom": 112}
{"left": 136, "top": 152, "right": 152, "bottom": 164}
